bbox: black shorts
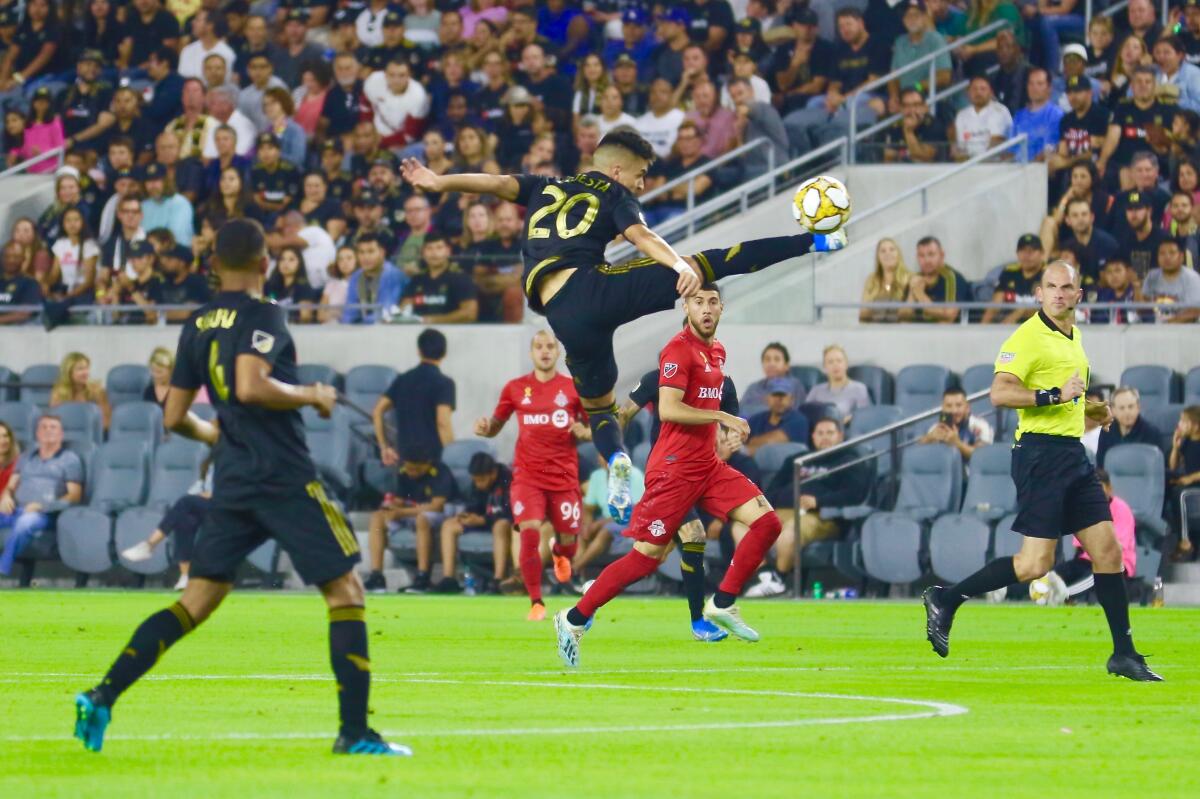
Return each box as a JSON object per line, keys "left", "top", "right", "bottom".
{"left": 542, "top": 260, "right": 680, "bottom": 399}
{"left": 189, "top": 481, "right": 360, "bottom": 585}
{"left": 1011, "top": 434, "right": 1112, "bottom": 540}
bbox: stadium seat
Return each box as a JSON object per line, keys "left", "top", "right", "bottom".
{"left": 893, "top": 444, "right": 962, "bottom": 520}
{"left": 0, "top": 400, "right": 39, "bottom": 447}
{"left": 753, "top": 441, "right": 809, "bottom": 482}
{"left": 457, "top": 531, "right": 495, "bottom": 561}
{"left": 894, "top": 364, "right": 952, "bottom": 417}
{"left": 300, "top": 405, "right": 353, "bottom": 496}
{"left": 798, "top": 401, "right": 839, "bottom": 431}
{"left": 1185, "top": 366, "right": 1200, "bottom": 406}
{"left": 18, "top": 363, "right": 58, "bottom": 406}
{"left": 961, "top": 444, "right": 1015, "bottom": 520}
{"left": 846, "top": 404, "right": 904, "bottom": 476}
{"left": 1104, "top": 444, "right": 1167, "bottom": 541}
{"left": 442, "top": 439, "right": 496, "bottom": 494}
{"left": 147, "top": 438, "right": 208, "bottom": 509}
{"left": 343, "top": 364, "right": 398, "bottom": 413}
{"left": 56, "top": 507, "right": 114, "bottom": 576}
{"left": 632, "top": 441, "right": 651, "bottom": 472}
{"left": 992, "top": 514, "right": 1023, "bottom": 558}
{"left": 788, "top": 365, "right": 824, "bottom": 392}
{"left": 191, "top": 404, "right": 217, "bottom": 422}
{"left": 960, "top": 363, "right": 996, "bottom": 417}
{"left": 88, "top": 440, "right": 151, "bottom": 513}
{"left": 109, "top": 402, "right": 164, "bottom": 451}
{"left": 360, "top": 457, "right": 393, "bottom": 499}
{"left": 297, "top": 363, "right": 341, "bottom": 389}
{"left": 65, "top": 439, "right": 97, "bottom": 487}
{"left": 1140, "top": 404, "right": 1183, "bottom": 453}
{"left": 55, "top": 401, "right": 103, "bottom": 448}
{"left": 860, "top": 512, "right": 925, "bottom": 584}
{"left": 0, "top": 366, "right": 15, "bottom": 401}
{"left": 115, "top": 507, "right": 170, "bottom": 575}
{"left": 1119, "top": 365, "right": 1177, "bottom": 410}
{"left": 929, "top": 514, "right": 991, "bottom": 582}
{"left": 847, "top": 364, "right": 892, "bottom": 405}
{"left": 105, "top": 364, "right": 151, "bottom": 407}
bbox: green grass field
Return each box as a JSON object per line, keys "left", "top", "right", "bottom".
{"left": 2, "top": 591, "right": 1196, "bottom": 799}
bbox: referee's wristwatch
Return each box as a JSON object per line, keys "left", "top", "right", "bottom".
{"left": 1035, "top": 387, "right": 1063, "bottom": 407}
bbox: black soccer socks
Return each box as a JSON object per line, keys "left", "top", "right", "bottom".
{"left": 680, "top": 542, "right": 707, "bottom": 622}
{"left": 1093, "top": 572, "right": 1136, "bottom": 656}
{"left": 944, "top": 556, "right": 1018, "bottom": 611}
{"left": 96, "top": 602, "right": 195, "bottom": 706}
{"left": 588, "top": 402, "right": 625, "bottom": 463}
{"left": 329, "top": 606, "right": 371, "bottom": 738}
{"left": 693, "top": 234, "right": 814, "bottom": 281}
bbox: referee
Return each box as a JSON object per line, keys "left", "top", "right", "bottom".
{"left": 924, "top": 262, "right": 1162, "bottom": 681}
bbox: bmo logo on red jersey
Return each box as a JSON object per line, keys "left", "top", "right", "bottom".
{"left": 697, "top": 386, "right": 722, "bottom": 399}
{"left": 522, "top": 410, "right": 571, "bottom": 428}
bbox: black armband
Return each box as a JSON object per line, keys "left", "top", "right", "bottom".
{"left": 1035, "top": 388, "right": 1061, "bottom": 407}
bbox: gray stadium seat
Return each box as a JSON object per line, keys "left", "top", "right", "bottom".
{"left": 115, "top": 507, "right": 170, "bottom": 575}
{"left": 0, "top": 366, "right": 15, "bottom": 401}
{"left": 961, "top": 444, "right": 1015, "bottom": 520}
{"left": 297, "top": 363, "right": 340, "bottom": 388}
{"left": 147, "top": 438, "right": 208, "bottom": 509}
{"left": 798, "top": 401, "right": 838, "bottom": 432}
{"left": 1140, "top": 404, "right": 1183, "bottom": 453}
{"left": 88, "top": 440, "right": 151, "bottom": 513}
{"left": 847, "top": 364, "right": 892, "bottom": 404}
{"left": 55, "top": 401, "right": 103, "bottom": 447}
{"left": 105, "top": 364, "right": 151, "bottom": 408}
{"left": 56, "top": 507, "right": 114, "bottom": 575}
{"left": 894, "top": 364, "right": 952, "bottom": 417}
{"left": 847, "top": 404, "right": 903, "bottom": 476}
{"left": 1104, "top": 443, "right": 1167, "bottom": 541}
{"left": 788, "top": 365, "right": 824, "bottom": 392}
{"left": 19, "top": 363, "right": 58, "bottom": 406}
{"left": 457, "top": 530, "right": 495, "bottom": 558}
{"left": 960, "top": 363, "right": 996, "bottom": 417}
{"left": 893, "top": 444, "right": 962, "bottom": 520}
{"left": 930, "top": 513, "right": 991, "bottom": 582}
{"left": 1185, "top": 366, "right": 1200, "bottom": 406}
{"left": 300, "top": 405, "right": 352, "bottom": 495}
{"left": 861, "top": 512, "right": 925, "bottom": 584}
{"left": 1119, "top": 365, "right": 1177, "bottom": 410}
{"left": 65, "top": 439, "right": 97, "bottom": 486}
{"left": 993, "top": 513, "right": 1023, "bottom": 558}
{"left": 753, "top": 441, "right": 809, "bottom": 481}
{"left": 191, "top": 404, "right": 217, "bottom": 422}
{"left": 109, "top": 402, "right": 164, "bottom": 451}
{"left": 442, "top": 439, "right": 496, "bottom": 494}
{"left": 632, "top": 441, "right": 651, "bottom": 472}
{"left": 343, "top": 364, "right": 398, "bottom": 412}
{"left": 0, "top": 401, "right": 39, "bottom": 447}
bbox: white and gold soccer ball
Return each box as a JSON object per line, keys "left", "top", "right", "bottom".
{"left": 792, "top": 175, "right": 852, "bottom": 234}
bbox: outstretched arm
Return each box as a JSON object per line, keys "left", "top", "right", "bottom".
{"left": 400, "top": 158, "right": 520, "bottom": 201}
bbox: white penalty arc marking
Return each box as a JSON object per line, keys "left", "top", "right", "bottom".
{"left": 1, "top": 671, "right": 967, "bottom": 743}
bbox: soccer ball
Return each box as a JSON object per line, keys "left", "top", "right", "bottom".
{"left": 1028, "top": 578, "right": 1053, "bottom": 606}
{"left": 792, "top": 175, "right": 852, "bottom": 234}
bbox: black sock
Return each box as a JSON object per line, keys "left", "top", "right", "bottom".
{"left": 713, "top": 590, "right": 735, "bottom": 609}
{"left": 329, "top": 606, "right": 370, "bottom": 738}
{"left": 566, "top": 607, "right": 589, "bottom": 626}
{"left": 1092, "top": 572, "right": 1136, "bottom": 656}
{"left": 693, "top": 235, "right": 814, "bottom": 282}
{"left": 680, "top": 542, "right": 707, "bottom": 622}
{"left": 532, "top": 598, "right": 544, "bottom": 607}
{"left": 943, "top": 557, "right": 1017, "bottom": 612}
{"left": 96, "top": 602, "right": 194, "bottom": 706}
{"left": 588, "top": 403, "right": 625, "bottom": 463}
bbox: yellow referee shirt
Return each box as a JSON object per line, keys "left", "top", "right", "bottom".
{"left": 994, "top": 311, "right": 1089, "bottom": 440}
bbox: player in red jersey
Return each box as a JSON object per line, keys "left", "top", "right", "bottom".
{"left": 475, "top": 331, "right": 588, "bottom": 621}
{"left": 554, "top": 284, "right": 783, "bottom": 666}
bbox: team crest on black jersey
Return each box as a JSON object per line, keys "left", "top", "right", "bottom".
{"left": 251, "top": 330, "right": 275, "bottom": 354}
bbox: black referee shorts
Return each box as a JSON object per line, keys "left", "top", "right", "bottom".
{"left": 542, "top": 261, "right": 680, "bottom": 400}
{"left": 1010, "top": 433, "right": 1112, "bottom": 540}
{"left": 189, "top": 481, "right": 360, "bottom": 585}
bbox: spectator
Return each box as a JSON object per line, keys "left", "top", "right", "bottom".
{"left": 649, "top": 8, "right": 692, "bottom": 86}
{"left": 7, "top": 217, "right": 51, "bottom": 283}
{"left": 572, "top": 52, "right": 608, "bottom": 117}
{"left": 1085, "top": 15, "right": 1118, "bottom": 89}
{"left": 0, "top": 241, "right": 42, "bottom": 325}
{"left": 140, "top": 164, "right": 194, "bottom": 248}
{"left": 178, "top": 9, "right": 235, "bottom": 84}
{"left": 919, "top": 387, "right": 994, "bottom": 459}
{"left": 103, "top": 239, "right": 162, "bottom": 325}
{"left": 0, "top": 421, "right": 18, "bottom": 495}
{"left": 900, "top": 236, "right": 972, "bottom": 323}
{"left": 1050, "top": 75, "right": 1108, "bottom": 179}
{"left": 319, "top": 246, "right": 358, "bottom": 324}
{"left": 643, "top": 121, "right": 715, "bottom": 225}
{"left": 154, "top": 129, "right": 205, "bottom": 207}
{"left": 1053, "top": 43, "right": 1099, "bottom": 113}
{"left": 203, "top": 85, "right": 256, "bottom": 160}
{"left": 120, "top": 459, "right": 212, "bottom": 591}
{"left": 1154, "top": 35, "right": 1200, "bottom": 114}
{"left": 453, "top": 124, "right": 500, "bottom": 174}
{"left": 144, "top": 346, "right": 173, "bottom": 406}
{"left": 888, "top": 0, "right": 952, "bottom": 112}
{"left": 342, "top": 232, "right": 406, "bottom": 324}
{"left": 396, "top": 234, "right": 479, "bottom": 323}
{"left": 1183, "top": 1, "right": 1200, "bottom": 64}
{"left": 684, "top": 0, "right": 736, "bottom": 58}
{"left": 1080, "top": 388, "right": 1106, "bottom": 455}
{"left": 636, "top": 78, "right": 687, "bottom": 159}
{"left": 350, "top": 190, "right": 399, "bottom": 258}
{"left": 988, "top": 27, "right": 1029, "bottom": 114}
{"left": 1098, "top": 386, "right": 1163, "bottom": 467}
{"left": 263, "top": 245, "right": 318, "bottom": 324}
{"left": 0, "top": 0, "right": 61, "bottom": 100}
{"left": 575, "top": 451, "right": 647, "bottom": 578}
{"left": 742, "top": 342, "right": 808, "bottom": 411}
{"left": 1168, "top": 405, "right": 1200, "bottom": 561}
{"left": 298, "top": 173, "right": 347, "bottom": 243}
{"left": 728, "top": 77, "right": 788, "bottom": 177}
{"left": 0, "top": 415, "right": 83, "bottom": 577}
{"left": 469, "top": 201, "right": 523, "bottom": 323}
{"left": 432, "top": 452, "right": 513, "bottom": 593}
{"left": 237, "top": 53, "right": 288, "bottom": 134}
{"left": 685, "top": 80, "right": 736, "bottom": 158}
{"left": 80, "top": 1, "right": 125, "bottom": 65}
{"left": 1113, "top": 151, "right": 1172, "bottom": 229}
{"left": 422, "top": 130, "right": 454, "bottom": 178}
{"left": 168, "top": 79, "right": 218, "bottom": 162}
{"left": 952, "top": 75, "right": 1013, "bottom": 159}
{"left": 518, "top": 42, "right": 572, "bottom": 128}
{"left": 1043, "top": 196, "right": 1118, "bottom": 283}
{"left": 881, "top": 88, "right": 948, "bottom": 163}
{"left": 396, "top": 194, "right": 433, "bottom": 275}
{"left": 1088, "top": 258, "right": 1142, "bottom": 323}
{"left": 463, "top": 0, "right": 508, "bottom": 39}
{"left": 745, "top": 379, "right": 811, "bottom": 455}
{"left": 99, "top": 196, "right": 146, "bottom": 289}
{"left": 1012, "top": 68, "right": 1064, "bottom": 162}
{"left": 494, "top": 85, "right": 537, "bottom": 171}
{"left": 721, "top": 49, "right": 772, "bottom": 109}
{"left": 771, "top": 6, "right": 832, "bottom": 122}
{"left": 38, "top": 170, "right": 85, "bottom": 244}
{"left": 356, "top": 0, "right": 393, "bottom": 49}
{"left": 375, "top": 327, "right": 455, "bottom": 471}
{"left": 272, "top": 210, "right": 336, "bottom": 292}
{"left": 125, "top": 0, "right": 180, "bottom": 70}
{"left": 604, "top": 8, "right": 655, "bottom": 71}
{"left": 1142, "top": 237, "right": 1200, "bottom": 322}
{"left": 1166, "top": 191, "right": 1200, "bottom": 265}
{"left": 1098, "top": 66, "right": 1173, "bottom": 185}
{"left": 1125, "top": 0, "right": 1162, "bottom": 49}
{"left": 860, "top": 237, "right": 913, "bottom": 322}
{"left": 596, "top": 87, "right": 637, "bottom": 138}
{"left": 276, "top": 9, "right": 323, "bottom": 89}
{"left": 957, "top": 0, "right": 1026, "bottom": 75}
{"left": 248, "top": 133, "right": 301, "bottom": 224}
{"left": 360, "top": 11, "right": 424, "bottom": 77}
{"left": 1116, "top": 190, "right": 1167, "bottom": 280}
{"left": 982, "top": 234, "right": 1046, "bottom": 324}
{"left": 47, "top": 207, "right": 98, "bottom": 305}
{"left": 154, "top": 246, "right": 207, "bottom": 322}
{"left": 364, "top": 444, "right": 456, "bottom": 594}
{"left": 807, "top": 345, "right": 871, "bottom": 421}
{"left": 200, "top": 166, "right": 250, "bottom": 231}
{"left": 1167, "top": 112, "right": 1200, "bottom": 181}
{"left": 322, "top": 53, "right": 368, "bottom": 140}
{"left": 746, "top": 417, "right": 871, "bottom": 597}
{"left": 672, "top": 43, "right": 710, "bottom": 110}
{"left": 11, "top": 88, "right": 63, "bottom": 174}
{"left": 406, "top": 0, "right": 442, "bottom": 49}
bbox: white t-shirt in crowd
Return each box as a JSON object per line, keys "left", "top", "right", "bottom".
{"left": 720, "top": 75, "right": 772, "bottom": 109}
{"left": 363, "top": 72, "right": 430, "bottom": 140}
{"left": 202, "top": 110, "right": 256, "bottom": 159}
{"left": 636, "top": 108, "right": 686, "bottom": 159}
{"left": 597, "top": 112, "right": 637, "bottom": 138}
{"left": 954, "top": 100, "right": 1012, "bottom": 157}
{"left": 356, "top": 7, "right": 388, "bottom": 48}
{"left": 51, "top": 237, "right": 100, "bottom": 290}
{"left": 298, "top": 226, "right": 336, "bottom": 289}
{"left": 178, "top": 38, "right": 237, "bottom": 84}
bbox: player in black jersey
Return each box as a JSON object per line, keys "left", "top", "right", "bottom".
{"left": 72, "top": 220, "right": 409, "bottom": 757}
{"left": 400, "top": 129, "right": 845, "bottom": 524}
{"left": 623, "top": 367, "right": 740, "bottom": 642}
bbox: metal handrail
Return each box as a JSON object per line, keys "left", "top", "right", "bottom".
{"left": 0, "top": 145, "right": 66, "bottom": 179}
{"left": 1086, "top": 0, "right": 1132, "bottom": 35}
{"left": 853, "top": 63, "right": 1001, "bottom": 147}
{"left": 639, "top": 137, "right": 773, "bottom": 206}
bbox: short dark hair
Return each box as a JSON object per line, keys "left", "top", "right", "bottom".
{"left": 417, "top": 328, "right": 447, "bottom": 360}
{"left": 595, "top": 129, "right": 656, "bottom": 163}
{"left": 468, "top": 451, "right": 497, "bottom": 476}
{"left": 423, "top": 232, "right": 449, "bottom": 248}
{"left": 401, "top": 443, "right": 435, "bottom": 464}
{"left": 696, "top": 281, "right": 721, "bottom": 296}
{"left": 1158, "top": 236, "right": 1183, "bottom": 251}
{"left": 761, "top": 341, "right": 790, "bottom": 363}
{"left": 151, "top": 46, "right": 178, "bottom": 71}
{"left": 943, "top": 387, "right": 967, "bottom": 399}
{"left": 835, "top": 7, "right": 863, "bottom": 20}
{"left": 917, "top": 235, "right": 942, "bottom": 249}
{"left": 214, "top": 219, "right": 266, "bottom": 272}
{"left": 355, "top": 231, "right": 384, "bottom": 248}
{"left": 1156, "top": 35, "right": 1185, "bottom": 55}
{"left": 814, "top": 416, "right": 844, "bottom": 436}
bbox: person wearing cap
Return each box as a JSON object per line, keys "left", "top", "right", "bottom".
{"left": 349, "top": 190, "right": 399, "bottom": 257}
{"left": 744, "top": 378, "right": 811, "bottom": 457}
{"left": 364, "top": 57, "right": 430, "bottom": 150}
{"left": 140, "top": 163, "right": 195, "bottom": 247}
{"left": 156, "top": 243, "right": 212, "bottom": 322}
{"left": 178, "top": 9, "right": 237, "bottom": 85}
{"left": 888, "top": 1, "right": 951, "bottom": 113}
{"left": 238, "top": 52, "right": 288, "bottom": 133}
{"left": 603, "top": 7, "right": 655, "bottom": 70}
{"left": 318, "top": 139, "right": 354, "bottom": 206}
{"left": 732, "top": 16, "right": 770, "bottom": 66}
{"left": 1097, "top": 66, "right": 1174, "bottom": 181}
{"left": 429, "top": 451, "right": 513, "bottom": 594}
{"left": 1154, "top": 35, "right": 1200, "bottom": 114}
{"left": 59, "top": 51, "right": 113, "bottom": 152}
{"left": 277, "top": 9, "right": 324, "bottom": 89}
{"left": 249, "top": 132, "right": 301, "bottom": 222}
{"left": 358, "top": 9, "right": 420, "bottom": 76}
{"left": 101, "top": 238, "right": 163, "bottom": 325}
{"left": 1050, "top": 73, "right": 1107, "bottom": 175}
{"left": 769, "top": 6, "right": 834, "bottom": 116}
{"left": 1052, "top": 41, "right": 1097, "bottom": 112}
{"left": 881, "top": 87, "right": 948, "bottom": 163}
{"left": 649, "top": 7, "right": 693, "bottom": 86}
{"left": 720, "top": 49, "right": 772, "bottom": 109}
{"left": 1012, "top": 67, "right": 1064, "bottom": 162}
{"left": 1116, "top": 189, "right": 1167, "bottom": 279}
{"left": 610, "top": 54, "right": 648, "bottom": 116}
{"left": 982, "top": 234, "right": 1046, "bottom": 323}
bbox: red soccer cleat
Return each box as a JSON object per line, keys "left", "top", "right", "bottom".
{"left": 552, "top": 553, "right": 572, "bottom": 584}
{"left": 526, "top": 603, "right": 547, "bottom": 621}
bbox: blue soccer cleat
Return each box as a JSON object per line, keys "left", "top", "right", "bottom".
{"left": 691, "top": 618, "right": 729, "bottom": 642}
{"left": 605, "top": 452, "right": 634, "bottom": 524}
{"left": 810, "top": 229, "right": 848, "bottom": 253}
{"left": 332, "top": 729, "right": 413, "bottom": 756}
{"left": 74, "top": 690, "right": 111, "bottom": 753}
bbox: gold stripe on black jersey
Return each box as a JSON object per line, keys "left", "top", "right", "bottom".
{"left": 524, "top": 256, "right": 562, "bottom": 298}
{"left": 596, "top": 256, "right": 661, "bottom": 276}
{"left": 306, "top": 481, "right": 358, "bottom": 556}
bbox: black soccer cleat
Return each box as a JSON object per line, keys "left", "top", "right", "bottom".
{"left": 1107, "top": 652, "right": 1164, "bottom": 682}
{"left": 923, "top": 586, "right": 955, "bottom": 658}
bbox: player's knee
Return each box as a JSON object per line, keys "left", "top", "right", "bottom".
{"left": 1089, "top": 538, "right": 1122, "bottom": 572}
{"left": 1014, "top": 550, "right": 1054, "bottom": 581}
{"left": 678, "top": 519, "right": 705, "bottom": 544}
{"left": 633, "top": 540, "right": 668, "bottom": 560}
{"left": 758, "top": 510, "right": 783, "bottom": 537}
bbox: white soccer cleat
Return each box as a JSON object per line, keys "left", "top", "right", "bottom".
{"left": 605, "top": 452, "right": 634, "bottom": 524}
{"left": 121, "top": 541, "right": 154, "bottom": 562}
{"left": 703, "top": 596, "right": 760, "bottom": 642}
{"left": 743, "top": 571, "right": 786, "bottom": 599}
{"left": 174, "top": 574, "right": 189, "bottom": 591}
{"left": 554, "top": 609, "right": 587, "bottom": 668}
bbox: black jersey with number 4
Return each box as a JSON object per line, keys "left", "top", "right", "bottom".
{"left": 514, "top": 171, "right": 645, "bottom": 312}
{"left": 171, "top": 292, "right": 317, "bottom": 506}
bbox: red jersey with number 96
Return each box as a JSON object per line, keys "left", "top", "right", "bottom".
{"left": 648, "top": 326, "right": 727, "bottom": 472}
{"left": 492, "top": 372, "right": 584, "bottom": 491}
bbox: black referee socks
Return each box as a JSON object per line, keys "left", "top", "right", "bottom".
{"left": 943, "top": 557, "right": 1018, "bottom": 611}
{"left": 1093, "top": 572, "right": 1136, "bottom": 656}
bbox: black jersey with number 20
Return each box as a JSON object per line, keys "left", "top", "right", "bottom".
{"left": 171, "top": 291, "right": 317, "bottom": 506}
{"left": 515, "top": 172, "right": 646, "bottom": 312}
